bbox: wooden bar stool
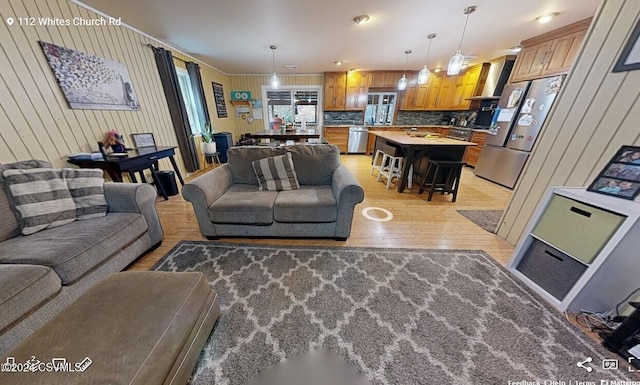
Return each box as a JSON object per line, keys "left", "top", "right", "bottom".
{"left": 418, "top": 160, "right": 464, "bottom": 202}
{"left": 377, "top": 153, "right": 413, "bottom": 190}
{"left": 370, "top": 149, "right": 386, "bottom": 176}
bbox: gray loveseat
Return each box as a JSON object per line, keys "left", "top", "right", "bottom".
{"left": 183, "top": 144, "right": 364, "bottom": 240}
{"left": 0, "top": 160, "right": 163, "bottom": 354}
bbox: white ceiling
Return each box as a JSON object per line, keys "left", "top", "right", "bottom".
{"left": 76, "top": 0, "right": 602, "bottom": 75}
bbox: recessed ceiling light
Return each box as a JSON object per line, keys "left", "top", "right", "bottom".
{"left": 348, "top": 68, "right": 357, "bottom": 72}
{"left": 334, "top": 60, "right": 344, "bottom": 65}
{"left": 353, "top": 15, "right": 370, "bottom": 25}
{"left": 535, "top": 12, "right": 559, "bottom": 24}
{"left": 284, "top": 64, "right": 297, "bottom": 69}
{"left": 510, "top": 45, "right": 523, "bottom": 53}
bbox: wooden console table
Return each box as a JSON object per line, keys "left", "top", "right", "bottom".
{"left": 67, "top": 146, "right": 184, "bottom": 200}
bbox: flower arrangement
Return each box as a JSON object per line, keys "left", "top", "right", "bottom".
{"left": 103, "top": 129, "right": 126, "bottom": 153}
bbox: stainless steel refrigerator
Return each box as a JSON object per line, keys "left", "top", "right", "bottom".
{"left": 474, "top": 75, "right": 564, "bottom": 188}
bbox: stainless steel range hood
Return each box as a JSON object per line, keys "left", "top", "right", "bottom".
{"left": 477, "top": 55, "right": 516, "bottom": 97}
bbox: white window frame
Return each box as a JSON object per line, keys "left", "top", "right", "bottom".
{"left": 176, "top": 67, "right": 203, "bottom": 135}
{"left": 261, "top": 84, "right": 323, "bottom": 131}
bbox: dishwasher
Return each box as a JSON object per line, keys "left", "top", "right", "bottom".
{"left": 347, "top": 126, "right": 369, "bottom": 153}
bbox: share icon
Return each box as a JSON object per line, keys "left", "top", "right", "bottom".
{"left": 577, "top": 357, "right": 593, "bottom": 372}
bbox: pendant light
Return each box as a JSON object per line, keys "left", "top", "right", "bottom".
{"left": 398, "top": 50, "right": 411, "bottom": 90}
{"left": 448, "top": 5, "right": 476, "bottom": 76}
{"left": 418, "top": 33, "right": 436, "bottom": 85}
{"left": 270, "top": 45, "right": 279, "bottom": 89}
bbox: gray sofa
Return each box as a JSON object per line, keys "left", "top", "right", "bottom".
{"left": 0, "top": 160, "right": 163, "bottom": 355}
{"left": 183, "top": 144, "right": 364, "bottom": 240}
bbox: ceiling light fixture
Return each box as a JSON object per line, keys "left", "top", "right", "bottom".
{"left": 434, "top": 67, "right": 442, "bottom": 73}
{"left": 270, "top": 45, "right": 279, "bottom": 89}
{"left": 535, "top": 12, "right": 559, "bottom": 24}
{"left": 418, "top": 33, "right": 437, "bottom": 85}
{"left": 334, "top": 60, "right": 344, "bottom": 65}
{"left": 510, "top": 45, "right": 523, "bottom": 53}
{"left": 353, "top": 15, "right": 370, "bottom": 25}
{"left": 398, "top": 50, "right": 412, "bottom": 91}
{"left": 448, "top": 5, "right": 476, "bottom": 76}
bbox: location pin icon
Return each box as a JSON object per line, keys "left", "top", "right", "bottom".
{"left": 6, "top": 17, "right": 14, "bottom": 25}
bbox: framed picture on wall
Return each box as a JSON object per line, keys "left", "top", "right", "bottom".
{"left": 587, "top": 145, "right": 640, "bottom": 200}
{"left": 613, "top": 19, "right": 640, "bottom": 72}
{"left": 132, "top": 133, "right": 156, "bottom": 148}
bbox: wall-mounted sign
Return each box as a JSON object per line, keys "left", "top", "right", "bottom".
{"left": 231, "top": 91, "right": 252, "bottom": 101}
{"left": 211, "top": 82, "right": 227, "bottom": 118}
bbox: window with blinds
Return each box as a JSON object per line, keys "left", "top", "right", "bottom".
{"left": 267, "top": 90, "right": 318, "bottom": 126}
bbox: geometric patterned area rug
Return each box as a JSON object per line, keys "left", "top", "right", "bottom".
{"left": 153, "top": 242, "right": 632, "bottom": 385}
{"left": 457, "top": 209, "right": 503, "bottom": 233}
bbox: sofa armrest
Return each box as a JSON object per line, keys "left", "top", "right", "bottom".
{"left": 331, "top": 165, "right": 365, "bottom": 239}
{"left": 104, "top": 183, "right": 163, "bottom": 245}
{"left": 181, "top": 165, "right": 233, "bottom": 237}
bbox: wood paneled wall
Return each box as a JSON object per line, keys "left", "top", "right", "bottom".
{"left": 498, "top": 0, "right": 640, "bottom": 245}
{"left": 229, "top": 74, "right": 323, "bottom": 137}
{"left": 0, "top": 0, "right": 230, "bottom": 177}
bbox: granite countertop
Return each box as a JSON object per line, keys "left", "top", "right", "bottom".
{"left": 323, "top": 124, "right": 454, "bottom": 128}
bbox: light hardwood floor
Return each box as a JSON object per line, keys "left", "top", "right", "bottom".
{"left": 129, "top": 154, "right": 516, "bottom": 271}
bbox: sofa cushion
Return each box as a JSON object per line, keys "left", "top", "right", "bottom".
{"left": 286, "top": 144, "right": 341, "bottom": 185}
{"left": 0, "top": 271, "right": 220, "bottom": 385}
{"left": 0, "top": 264, "right": 61, "bottom": 333}
{"left": 210, "top": 184, "right": 278, "bottom": 224}
{"left": 274, "top": 185, "right": 338, "bottom": 223}
{"left": 0, "top": 213, "right": 147, "bottom": 284}
{"left": 2, "top": 168, "right": 77, "bottom": 235}
{"left": 227, "top": 146, "right": 286, "bottom": 185}
{"left": 252, "top": 153, "right": 300, "bottom": 191}
{"left": 0, "top": 160, "right": 54, "bottom": 241}
{"left": 63, "top": 168, "right": 108, "bottom": 220}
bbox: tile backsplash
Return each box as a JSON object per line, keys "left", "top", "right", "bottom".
{"left": 324, "top": 110, "right": 473, "bottom": 126}
{"left": 395, "top": 111, "right": 471, "bottom": 125}
{"left": 324, "top": 111, "right": 364, "bottom": 125}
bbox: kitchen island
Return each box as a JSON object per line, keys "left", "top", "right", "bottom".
{"left": 323, "top": 125, "right": 454, "bottom": 154}
{"left": 369, "top": 130, "right": 476, "bottom": 193}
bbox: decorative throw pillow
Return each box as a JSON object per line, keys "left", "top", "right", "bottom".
{"left": 252, "top": 153, "right": 300, "bottom": 191}
{"left": 0, "top": 160, "right": 54, "bottom": 241}
{"left": 2, "top": 168, "right": 76, "bottom": 235}
{"left": 63, "top": 168, "right": 108, "bottom": 220}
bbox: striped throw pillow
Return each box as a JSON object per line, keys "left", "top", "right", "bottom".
{"left": 252, "top": 153, "right": 300, "bottom": 191}
{"left": 63, "top": 169, "right": 108, "bottom": 220}
{"left": 2, "top": 168, "right": 76, "bottom": 235}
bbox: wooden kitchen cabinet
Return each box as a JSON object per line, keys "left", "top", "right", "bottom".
{"left": 435, "top": 75, "right": 457, "bottom": 109}
{"left": 399, "top": 63, "right": 488, "bottom": 111}
{"left": 463, "top": 130, "right": 487, "bottom": 167}
{"left": 345, "top": 71, "right": 369, "bottom": 110}
{"left": 421, "top": 73, "right": 444, "bottom": 109}
{"left": 323, "top": 126, "right": 349, "bottom": 153}
{"left": 369, "top": 71, "right": 404, "bottom": 88}
{"left": 510, "top": 18, "right": 591, "bottom": 82}
{"left": 400, "top": 74, "right": 420, "bottom": 110}
{"left": 455, "top": 63, "right": 490, "bottom": 110}
{"left": 542, "top": 31, "right": 586, "bottom": 76}
{"left": 323, "top": 72, "right": 347, "bottom": 110}
{"left": 510, "top": 42, "right": 553, "bottom": 81}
